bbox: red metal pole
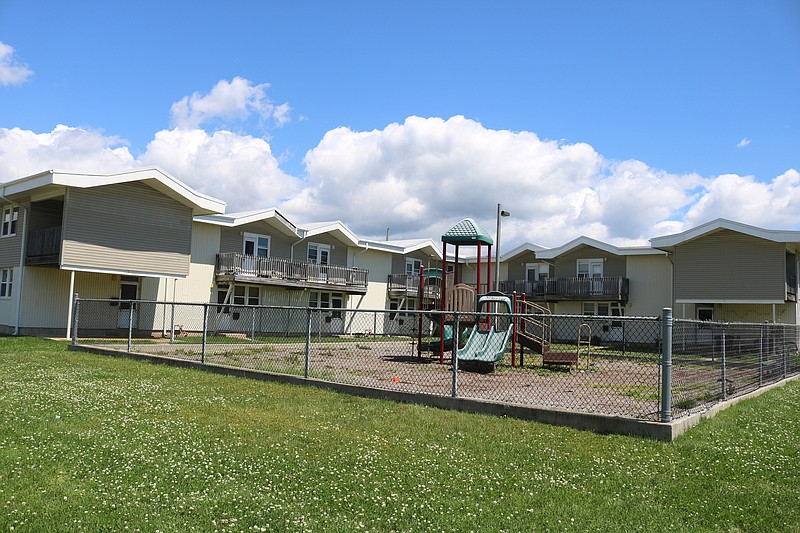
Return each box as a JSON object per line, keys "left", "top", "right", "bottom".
{"left": 476, "top": 242, "right": 481, "bottom": 296}
{"left": 487, "top": 244, "right": 491, "bottom": 295}
{"left": 440, "top": 242, "right": 446, "bottom": 364}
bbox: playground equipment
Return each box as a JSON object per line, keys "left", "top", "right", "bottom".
{"left": 513, "top": 294, "right": 592, "bottom": 371}
{"left": 457, "top": 292, "right": 514, "bottom": 366}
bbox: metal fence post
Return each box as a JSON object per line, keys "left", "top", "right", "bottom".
{"left": 127, "top": 300, "right": 134, "bottom": 353}
{"left": 169, "top": 301, "right": 176, "bottom": 344}
{"left": 451, "top": 312, "right": 459, "bottom": 398}
{"left": 305, "top": 308, "right": 312, "bottom": 379}
{"left": 759, "top": 323, "right": 764, "bottom": 388}
{"left": 71, "top": 293, "right": 80, "bottom": 346}
{"left": 660, "top": 308, "right": 673, "bottom": 423}
{"left": 201, "top": 303, "right": 208, "bottom": 364}
{"left": 721, "top": 327, "right": 727, "bottom": 400}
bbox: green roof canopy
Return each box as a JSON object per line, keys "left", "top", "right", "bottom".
{"left": 441, "top": 218, "right": 494, "bottom": 246}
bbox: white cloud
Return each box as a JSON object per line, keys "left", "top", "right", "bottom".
{"left": 285, "top": 116, "right": 604, "bottom": 245}
{"left": 2, "top": 109, "right": 800, "bottom": 250}
{"left": 170, "top": 77, "right": 290, "bottom": 129}
{"left": 0, "top": 125, "right": 299, "bottom": 211}
{"left": 683, "top": 170, "right": 800, "bottom": 229}
{"left": 737, "top": 137, "right": 751, "bottom": 148}
{"left": 0, "top": 41, "right": 33, "bottom": 86}
{"left": 0, "top": 125, "right": 135, "bottom": 180}
{"left": 140, "top": 128, "right": 301, "bottom": 210}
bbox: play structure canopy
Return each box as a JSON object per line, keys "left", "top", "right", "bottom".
{"left": 441, "top": 218, "right": 493, "bottom": 246}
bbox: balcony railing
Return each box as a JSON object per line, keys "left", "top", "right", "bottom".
{"left": 216, "top": 252, "right": 368, "bottom": 292}
{"left": 787, "top": 273, "right": 797, "bottom": 302}
{"left": 26, "top": 226, "right": 62, "bottom": 265}
{"left": 500, "top": 276, "right": 629, "bottom": 303}
{"left": 387, "top": 273, "right": 442, "bottom": 298}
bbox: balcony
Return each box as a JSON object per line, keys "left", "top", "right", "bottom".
{"left": 500, "top": 276, "right": 629, "bottom": 303}
{"left": 786, "top": 273, "right": 797, "bottom": 302}
{"left": 216, "top": 252, "right": 368, "bottom": 294}
{"left": 26, "top": 227, "right": 62, "bottom": 266}
{"left": 387, "top": 273, "right": 442, "bottom": 299}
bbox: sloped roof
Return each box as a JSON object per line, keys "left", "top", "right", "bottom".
{"left": 537, "top": 235, "right": 667, "bottom": 259}
{"left": 650, "top": 218, "right": 800, "bottom": 250}
{"left": 298, "top": 220, "right": 360, "bottom": 246}
{"left": 194, "top": 208, "right": 299, "bottom": 237}
{"left": 442, "top": 218, "right": 493, "bottom": 245}
{"left": 2, "top": 167, "right": 226, "bottom": 216}
{"left": 358, "top": 237, "right": 443, "bottom": 259}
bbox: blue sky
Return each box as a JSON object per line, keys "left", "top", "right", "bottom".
{"left": 1, "top": 1, "right": 799, "bottom": 249}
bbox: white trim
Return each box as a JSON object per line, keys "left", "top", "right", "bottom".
{"left": 59, "top": 264, "right": 185, "bottom": 279}
{"left": 66, "top": 270, "right": 75, "bottom": 340}
{"left": 675, "top": 299, "right": 785, "bottom": 305}
{"left": 3, "top": 168, "right": 226, "bottom": 216}
{"left": 651, "top": 218, "right": 800, "bottom": 248}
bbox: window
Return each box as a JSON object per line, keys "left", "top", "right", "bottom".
{"left": 577, "top": 259, "right": 603, "bottom": 278}
{"left": 0, "top": 268, "right": 12, "bottom": 298}
{"left": 233, "top": 285, "right": 260, "bottom": 306}
{"left": 243, "top": 233, "right": 269, "bottom": 257}
{"left": 582, "top": 302, "right": 610, "bottom": 316}
{"left": 2, "top": 206, "right": 18, "bottom": 237}
{"left": 309, "top": 291, "right": 344, "bottom": 318}
{"left": 308, "top": 243, "right": 330, "bottom": 265}
{"left": 406, "top": 258, "right": 422, "bottom": 276}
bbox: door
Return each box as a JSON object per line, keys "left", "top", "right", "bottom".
{"left": 242, "top": 233, "right": 269, "bottom": 275}
{"left": 118, "top": 278, "right": 139, "bottom": 329}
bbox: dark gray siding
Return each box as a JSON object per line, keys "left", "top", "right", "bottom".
{"left": 553, "top": 246, "right": 626, "bottom": 278}
{"left": 674, "top": 230, "right": 785, "bottom": 301}
{"left": 506, "top": 251, "right": 539, "bottom": 280}
{"left": 61, "top": 182, "right": 192, "bottom": 277}
{"left": 0, "top": 201, "right": 27, "bottom": 266}
{"left": 219, "top": 222, "right": 297, "bottom": 258}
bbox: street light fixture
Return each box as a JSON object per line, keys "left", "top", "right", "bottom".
{"left": 495, "top": 203, "right": 510, "bottom": 292}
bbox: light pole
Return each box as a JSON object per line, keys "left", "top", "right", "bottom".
{"left": 495, "top": 203, "right": 510, "bottom": 292}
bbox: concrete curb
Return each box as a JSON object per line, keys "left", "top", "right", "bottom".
{"left": 69, "top": 344, "right": 798, "bottom": 441}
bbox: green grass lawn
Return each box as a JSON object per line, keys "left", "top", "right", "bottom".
{"left": 2, "top": 336, "right": 799, "bottom": 532}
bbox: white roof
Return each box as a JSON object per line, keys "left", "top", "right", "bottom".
{"left": 358, "top": 237, "right": 443, "bottom": 258}
{"left": 298, "top": 220, "right": 360, "bottom": 246}
{"left": 651, "top": 218, "right": 800, "bottom": 249}
{"left": 194, "top": 208, "right": 299, "bottom": 236}
{"left": 537, "top": 236, "right": 667, "bottom": 259}
{"left": 2, "top": 167, "right": 226, "bottom": 216}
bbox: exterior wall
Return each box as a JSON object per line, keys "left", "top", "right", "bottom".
{"left": 506, "top": 251, "right": 541, "bottom": 280}
{"left": 625, "top": 254, "right": 672, "bottom": 317}
{"left": 304, "top": 235, "right": 348, "bottom": 265}
{"left": 61, "top": 182, "right": 192, "bottom": 277}
{"left": 19, "top": 268, "right": 119, "bottom": 333}
{"left": 351, "top": 249, "right": 393, "bottom": 334}
{"left": 553, "top": 247, "right": 626, "bottom": 278}
{"left": 673, "top": 230, "right": 786, "bottom": 301}
{"left": 218, "top": 223, "right": 297, "bottom": 258}
{"left": 0, "top": 201, "right": 27, "bottom": 266}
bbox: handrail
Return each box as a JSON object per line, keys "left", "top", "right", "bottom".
{"left": 216, "top": 252, "right": 369, "bottom": 289}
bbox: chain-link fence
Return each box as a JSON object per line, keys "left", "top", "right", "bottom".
{"left": 71, "top": 297, "right": 800, "bottom": 422}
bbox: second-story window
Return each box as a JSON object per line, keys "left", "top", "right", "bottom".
{"left": 2, "top": 206, "right": 18, "bottom": 237}
{"left": 406, "top": 259, "right": 422, "bottom": 276}
{"left": 577, "top": 259, "right": 603, "bottom": 278}
{"left": 308, "top": 243, "right": 330, "bottom": 265}
{"left": 243, "top": 233, "right": 269, "bottom": 257}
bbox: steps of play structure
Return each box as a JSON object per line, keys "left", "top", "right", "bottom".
{"left": 518, "top": 334, "right": 547, "bottom": 354}
{"left": 542, "top": 350, "right": 579, "bottom": 367}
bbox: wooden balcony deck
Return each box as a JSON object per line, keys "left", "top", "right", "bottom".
{"left": 216, "top": 252, "right": 368, "bottom": 294}
{"left": 500, "top": 276, "right": 630, "bottom": 303}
